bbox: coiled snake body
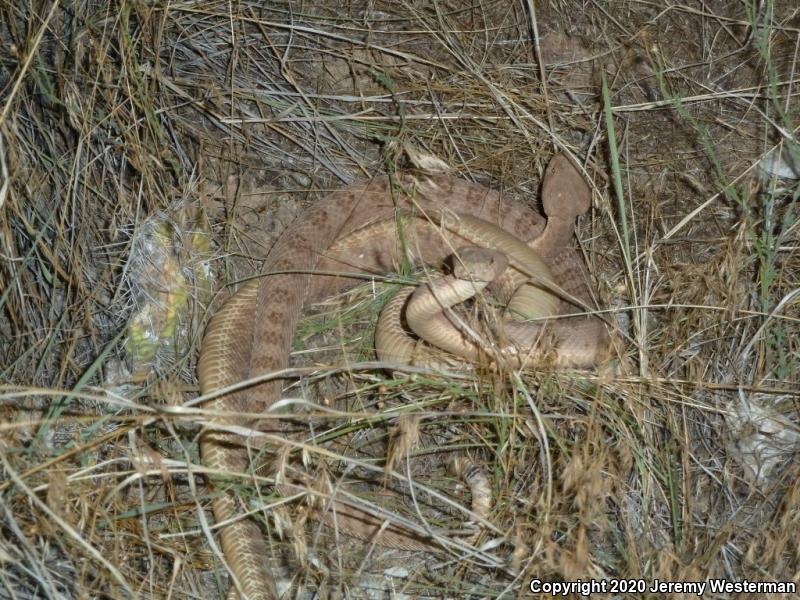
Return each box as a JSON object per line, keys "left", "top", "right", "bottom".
{"left": 198, "top": 155, "right": 609, "bottom": 599}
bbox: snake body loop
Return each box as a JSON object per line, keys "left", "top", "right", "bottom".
{"left": 377, "top": 243, "right": 610, "bottom": 370}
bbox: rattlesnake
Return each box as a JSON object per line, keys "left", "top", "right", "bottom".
{"left": 198, "top": 154, "right": 609, "bottom": 599}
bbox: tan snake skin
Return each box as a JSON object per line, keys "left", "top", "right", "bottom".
{"left": 198, "top": 155, "right": 608, "bottom": 599}
{"left": 376, "top": 232, "right": 609, "bottom": 370}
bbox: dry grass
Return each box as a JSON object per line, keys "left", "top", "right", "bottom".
{"left": 1, "top": 1, "right": 799, "bottom": 598}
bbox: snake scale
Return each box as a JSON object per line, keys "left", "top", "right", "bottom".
{"left": 198, "top": 155, "right": 609, "bottom": 599}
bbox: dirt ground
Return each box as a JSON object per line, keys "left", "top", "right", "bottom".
{"left": 1, "top": 1, "right": 798, "bottom": 599}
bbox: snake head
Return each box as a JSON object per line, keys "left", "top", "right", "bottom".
{"left": 541, "top": 153, "right": 592, "bottom": 221}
